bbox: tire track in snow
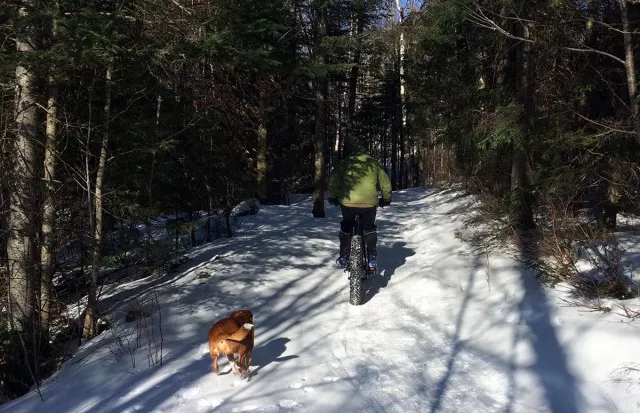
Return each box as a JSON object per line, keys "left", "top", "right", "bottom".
{"left": 317, "top": 189, "right": 509, "bottom": 413}
{"left": 324, "top": 299, "right": 431, "bottom": 413}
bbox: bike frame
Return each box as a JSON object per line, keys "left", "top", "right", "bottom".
{"left": 352, "top": 212, "right": 368, "bottom": 269}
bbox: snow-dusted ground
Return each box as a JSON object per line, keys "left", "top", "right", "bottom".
{"left": 2, "top": 187, "right": 639, "bottom": 413}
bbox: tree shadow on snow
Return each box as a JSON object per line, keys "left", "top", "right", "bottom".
{"left": 506, "top": 229, "right": 582, "bottom": 413}
{"left": 429, "top": 253, "right": 483, "bottom": 413}
{"left": 427, "top": 230, "right": 585, "bottom": 413}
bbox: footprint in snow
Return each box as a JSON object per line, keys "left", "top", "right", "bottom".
{"left": 171, "top": 369, "right": 191, "bottom": 382}
{"left": 121, "top": 405, "right": 144, "bottom": 413}
{"left": 177, "top": 385, "right": 201, "bottom": 400}
{"left": 323, "top": 376, "right": 340, "bottom": 382}
{"left": 278, "top": 399, "right": 301, "bottom": 409}
{"left": 289, "top": 380, "right": 316, "bottom": 394}
{"left": 197, "top": 398, "right": 223, "bottom": 410}
{"left": 231, "top": 405, "right": 263, "bottom": 412}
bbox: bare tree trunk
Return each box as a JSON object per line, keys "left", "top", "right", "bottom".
{"left": 312, "top": 82, "right": 328, "bottom": 218}
{"left": 143, "top": 93, "right": 161, "bottom": 263}
{"left": 149, "top": 93, "right": 161, "bottom": 206}
{"left": 334, "top": 90, "right": 343, "bottom": 154}
{"left": 312, "top": 4, "right": 328, "bottom": 218}
{"left": 410, "top": 145, "right": 416, "bottom": 187}
{"left": 257, "top": 123, "right": 267, "bottom": 200}
{"left": 40, "top": 5, "right": 61, "bottom": 329}
{"left": 619, "top": 0, "right": 640, "bottom": 145}
{"left": 40, "top": 73, "right": 59, "bottom": 329}
{"left": 391, "top": 102, "right": 398, "bottom": 189}
{"left": 8, "top": 1, "right": 39, "bottom": 332}
{"left": 83, "top": 65, "right": 112, "bottom": 339}
{"left": 438, "top": 142, "right": 444, "bottom": 177}
{"left": 346, "top": 5, "right": 364, "bottom": 151}
{"left": 396, "top": 0, "right": 408, "bottom": 189}
{"left": 511, "top": 20, "right": 535, "bottom": 229}
{"left": 418, "top": 145, "right": 426, "bottom": 186}
{"left": 399, "top": 115, "right": 405, "bottom": 188}
{"left": 431, "top": 133, "right": 436, "bottom": 184}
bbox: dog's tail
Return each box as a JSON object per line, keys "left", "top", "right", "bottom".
{"left": 224, "top": 323, "right": 254, "bottom": 342}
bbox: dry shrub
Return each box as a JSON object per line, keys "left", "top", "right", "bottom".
{"left": 537, "top": 193, "right": 638, "bottom": 300}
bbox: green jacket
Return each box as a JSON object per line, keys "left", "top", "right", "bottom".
{"left": 328, "top": 153, "right": 392, "bottom": 207}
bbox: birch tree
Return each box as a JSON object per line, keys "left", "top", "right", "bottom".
{"left": 7, "top": 0, "right": 40, "bottom": 332}
{"left": 346, "top": 2, "right": 365, "bottom": 147}
{"left": 618, "top": 0, "right": 640, "bottom": 145}
{"left": 83, "top": 64, "right": 112, "bottom": 339}
{"left": 40, "top": 7, "right": 61, "bottom": 329}
{"left": 395, "top": 0, "right": 408, "bottom": 188}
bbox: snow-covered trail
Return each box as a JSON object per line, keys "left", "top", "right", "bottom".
{"left": 2, "top": 188, "right": 639, "bottom": 413}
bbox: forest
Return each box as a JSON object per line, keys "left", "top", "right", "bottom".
{"left": 1, "top": 0, "right": 639, "bottom": 402}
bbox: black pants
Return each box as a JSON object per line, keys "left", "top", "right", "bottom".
{"left": 339, "top": 205, "right": 377, "bottom": 258}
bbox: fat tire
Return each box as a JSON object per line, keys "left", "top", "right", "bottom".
{"left": 348, "top": 235, "right": 364, "bottom": 305}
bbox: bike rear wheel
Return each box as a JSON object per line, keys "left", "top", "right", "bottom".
{"left": 348, "top": 234, "right": 364, "bottom": 305}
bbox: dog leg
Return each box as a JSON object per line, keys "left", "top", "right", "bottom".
{"left": 227, "top": 354, "right": 240, "bottom": 375}
{"left": 240, "top": 365, "right": 252, "bottom": 379}
{"left": 212, "top": 354, "right": 219, "bottom": 374}
{"left": 237, "top": 350, "right": 245, "bottom": 370}
{"left": 237, "top": 349, "right": 249, "bottom": 377}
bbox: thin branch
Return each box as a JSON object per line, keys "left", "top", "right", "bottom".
{"left": 72, "top": 336, "right": 122, "bottom": 364}
{"left": 169, "top": 0, "right": 192, "bottom": 15}
{"left": 593, "top": 19, "right": 626, "bottom": 34}
{"left": 563, "top": 46, "right": 625, "bottom": 66}
{"left": 470, "top": 2, "right": 536, "bottom": 23}
{"left": 572, "top": 111, "right": 636, "bottom": 135}
{"left": 590, "top": 65, "right": 629, "bottom": 109}
{"left": 466, "top": 7, "right": 534, "bottom": 43}
{"left": 466, "top": 2, "right": 626, "bottom": 66}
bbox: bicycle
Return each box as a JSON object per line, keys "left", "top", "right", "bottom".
{"left": 346, "top": 210, "right": 375, "bottom": 306}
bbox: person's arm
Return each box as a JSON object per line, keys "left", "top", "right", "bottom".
{"left": 377, "top": 164, "right": 392, "bottom": 205}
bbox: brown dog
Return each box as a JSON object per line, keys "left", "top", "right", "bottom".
{"left": 208, "top": 309, "right": 254, "bottom": 377}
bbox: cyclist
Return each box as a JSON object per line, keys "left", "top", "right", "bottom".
{"left": 327, "top": 147, "right": 392, "bottom": 273}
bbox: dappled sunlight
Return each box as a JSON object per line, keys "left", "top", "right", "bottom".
{"left": 2, "top": 187, "right": 639, "bottom": 413}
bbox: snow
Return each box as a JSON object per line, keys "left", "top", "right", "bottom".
{"left": 2, "top": 187, "right": 640, "bottom": 413}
